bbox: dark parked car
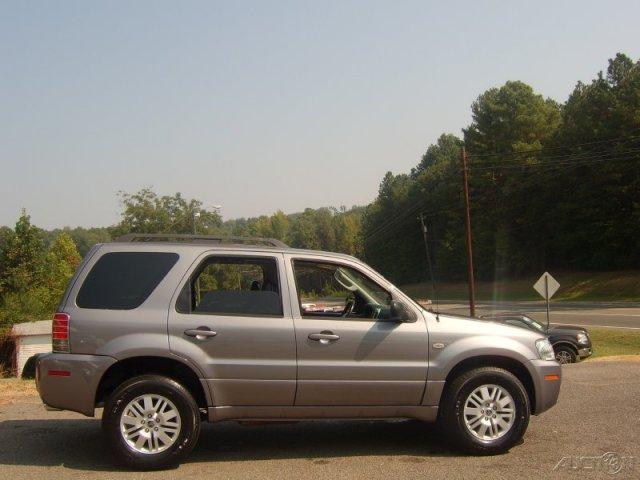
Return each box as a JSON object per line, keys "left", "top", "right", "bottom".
{"left": 481, "top": 314, "right": 592, "bottom": 364}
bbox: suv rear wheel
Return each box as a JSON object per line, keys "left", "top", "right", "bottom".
{"left": 439, "top": 367, "right": 530, "bottom": 455}
{"left": 102, "top": 374, "right": 201, "bottom": 470}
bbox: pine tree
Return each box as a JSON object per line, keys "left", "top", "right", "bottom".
{"left": 0, "top": 210, "right": 45, "bottom": 295}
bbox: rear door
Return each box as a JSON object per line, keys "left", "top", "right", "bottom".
{"left": 168, "top": 251, "right": 296, "bottom": 406}
{"left": 285, "top": 254, "right": 429, "bottom": 406}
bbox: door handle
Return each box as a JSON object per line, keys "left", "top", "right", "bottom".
{"left": 308, "top": 331, "right": 340, "bottom": 344}
{"left": 184, "top": 327, "right": 218, "bottom": 339}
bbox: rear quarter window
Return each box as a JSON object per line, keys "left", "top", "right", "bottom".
{"left": 76, "top": 252, "right": 179, "bottom": 310}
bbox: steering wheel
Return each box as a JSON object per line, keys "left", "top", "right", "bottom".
{"left": 342, "top": 297, "right": 355, "bottom": 317}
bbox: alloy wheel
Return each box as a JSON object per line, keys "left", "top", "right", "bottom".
{"left": 119, "top": 394, "right": 182, "bottom": 454}
{"left": 463, "top": 384, "right": 515, "bottom": 441}
{"left": 555, "top": 350, "right": 573, "bottom": 364}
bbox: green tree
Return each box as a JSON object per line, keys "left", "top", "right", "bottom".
{"left": 363, "top": 54, "right": 640, "bottom": 286}
{"left": 269, "top": 211, "right": 290, "bottom": 242}
{"left": 0, "top": 211, "right": 45, "bottom": 295}
{"left": 112, "top": 188, "right": 222, "bottom": 236}
{"left": 41, "top": 233, "right": 82, "bottom": 311}
{"left": 412, "top": 134, "right": 463, "bottom": 177}
{"left": 289, "top": 209, "right": 321, "bottom": 249}
{"left": 464, "top": 81, "right": 560, "bottom": 154}
{"left": 252, "top": 216, "right": 274, "bottom": 238}
{"left": 546, "top": 53, "right": 640, "bottom": 270}
{"left": 463, "top": 81, "right": 562, "bottom": 278}
{"left": 333, "top": 208, "right": 363, "bottom": 257}
{"left": 363, "top": 134, "right": 465, "bottom": 285}
{"left": 314, "top": 208, "right": 337, "bottom": 252}
{"left": 0, "top": 212, "right": 49, "bottom": 332}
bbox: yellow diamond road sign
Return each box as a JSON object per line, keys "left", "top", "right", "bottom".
{"left": 533, "top": 272, "right": 560, "bottom": 300}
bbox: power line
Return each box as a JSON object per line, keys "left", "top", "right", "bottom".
{"left": 368, "top": 147, "right": 640, "bottom": 242}
{"left": 364, "top": 202, "right": 428, "bottom": 244}
{"left": 364, "top": 201, "right": 426, "bottom": 241}
{"left": 467, "top": 147, "right": 640, "bottom": 171}
{"left": 364, "top": 149, "right": 626, "bottom": 246}
{"left": 468, "top": 154, "right": 640, "bottom": 172}
{"left": 468, "top": 145, "right": 639, "bottom": 169}
{"left": 465, "top": 129, "right": 640, "bottom": 159}
{"left": 364, "top": 199, "right": 463, "bottom": 243}
{"left": 363, "top": 195, "right": 460, "bottom": 242}
{"left": 365, "top": 152, "right": 638, "bottom": 241}
{"left": 364, "top": 151, "right": 592, "bottom": 244}
{"left": 471, "top": 138, "right": 640, "bottom": 166}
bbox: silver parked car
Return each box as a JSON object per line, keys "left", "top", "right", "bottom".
{"left": 36, "top": 235, "right": 561, "bottom": 469}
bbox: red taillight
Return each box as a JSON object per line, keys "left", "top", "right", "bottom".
{"left": 52, "top": 312, "right": 70, "bottom": 353}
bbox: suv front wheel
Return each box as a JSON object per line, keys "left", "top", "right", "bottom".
{"left": 439, "top": 367, "right": 530, "bottom": 455}
{"left": 554, "top": 345, "right": 577, "bottom": 364}
{"left": 102, "top": 374, "right": 201, "bottom": 470}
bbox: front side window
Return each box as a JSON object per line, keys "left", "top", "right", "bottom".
{"left": 177, "top": 256, "right": 282, "bottom": 316}
{"left": 292, "top": 260, "right": 393, "bottom": 320}
{"left": 77, "top": 252, "right": 179, "bottom": 310}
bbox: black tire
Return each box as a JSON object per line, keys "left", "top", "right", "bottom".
{"left": 102, "top": 374, "right": 201, "bottom": 470}
{"left": 438, "top": 367, "right": 530, "bottom": 455}
{"left": 554, "top": 345, "right": 577, "bottom": 364}
{"left": 21, "top": 353, "right": 44, "bottom": 379}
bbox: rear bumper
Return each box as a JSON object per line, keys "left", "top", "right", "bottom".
{"left": 528, "top": 359, "right": 562, "bottom": 415}
{"left": 36, "top": 353, "right": 116, "bottom": 417}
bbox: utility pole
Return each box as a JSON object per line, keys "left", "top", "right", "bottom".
{"left": 418, "top": 213, "right": 438, "bottom": 314}
{"left": 461, "top": 146, "right": 476, "bottom": 317}
{"left": 193, "top": 211, "right": 199, "bottom": 235}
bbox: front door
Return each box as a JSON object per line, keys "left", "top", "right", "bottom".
{"left": 168, "top": 252, "right": 296, "bottom": 406}
{"left": 285, "top": 255, "right": 429, "bottom": 406}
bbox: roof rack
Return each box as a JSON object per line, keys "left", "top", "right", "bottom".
{"left": 115, "top": 233, "right": 289, "bottom": 248}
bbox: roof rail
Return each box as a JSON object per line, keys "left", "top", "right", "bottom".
{"left": 115, "top": 233, "right": 289, "bottom": 248}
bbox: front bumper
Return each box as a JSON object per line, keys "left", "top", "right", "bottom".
{"left": 36, "top": 353, "right": 116, "bottom": 417}
{"left": 577, "top": 347, "right": 593, "bottom": 359}
{"left": 528, "top": 359, "right": 562, "bottom": 415}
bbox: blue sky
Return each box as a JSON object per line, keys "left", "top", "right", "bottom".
{"left": 1, "top": 1, "right": 639, "bottom": 229}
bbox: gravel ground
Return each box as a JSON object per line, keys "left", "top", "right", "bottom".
{"left": 0, "top": 360, "right": 638, "bottom": 479}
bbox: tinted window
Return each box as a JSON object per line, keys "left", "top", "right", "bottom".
{"left": 77, "top": 252, "right": 179, "bottom": 310}
{"left": 177, "top": 256, "right": 282, "bottom": 316}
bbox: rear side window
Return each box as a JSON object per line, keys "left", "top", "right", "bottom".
{"left": 77, "top": 252, "right": 179, "bottom": 310}
{"left": 176, "top": 256, "right": 282, "bottom": 316}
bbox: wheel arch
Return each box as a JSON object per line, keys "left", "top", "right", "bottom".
{"left": 442, "top": 355, "right": 537, "bottom": 414}
{"left": 95, "top": 355, "right": 210, "bottom": 410}
{"left": 551, "top": 341, "right": 578, "bottom": 353}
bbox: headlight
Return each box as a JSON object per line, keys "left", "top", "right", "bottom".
{"left": 577, "top": 332, "right": 589, "bottom": 345}
{"left": 536, "top": 338, "right": 555, "bottom": 361}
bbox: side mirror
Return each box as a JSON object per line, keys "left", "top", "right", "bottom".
{"left": 389, "top": 300, "right": 411, "bottom": 322}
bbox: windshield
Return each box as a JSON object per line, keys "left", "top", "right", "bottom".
{"left": 521, "top": 315, "right": 546, "bottom": 332}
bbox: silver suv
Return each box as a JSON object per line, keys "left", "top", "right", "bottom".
{"left": 36, "top": 235, "right": 561, "bottom": 469}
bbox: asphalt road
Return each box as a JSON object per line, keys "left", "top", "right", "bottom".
{"left": 1, "top": 360, "right": 638, "bottom": 479}
{"left": 437, "top": 301, "right": 640, "bottom": 329}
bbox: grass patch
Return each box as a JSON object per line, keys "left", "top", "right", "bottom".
{"left": 401, "top": 270, "right": 640, "bottom": 302}
{"left": 0, "top": 378, "right": 38, "bottom": 405}
{"left": 588, "top": 327, "right": 640, "bottom": 359}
